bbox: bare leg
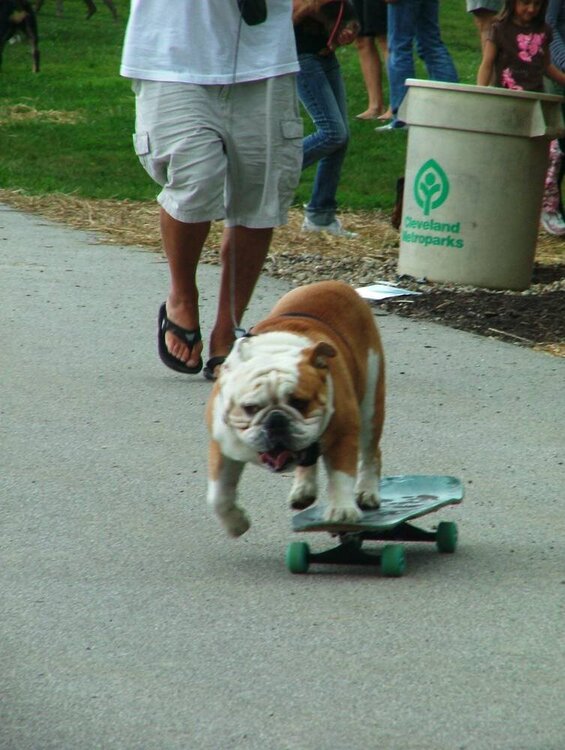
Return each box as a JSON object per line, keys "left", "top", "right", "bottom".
{"left": 102, "top": 0, "right": 118, "bottom": 19}
{"left": 375, "top": 34, "right": 392, "bottom": 120}
{"left": 208, "top": 226, "right": 273, "bottom": 369}
{"left": 159, "top": 207, "right": 209, "bottom": 369}
{"left": 355, "top": 36, "right": 385, "bottom": 119}
{"left": 472, "top": 9, "right": 497, "bottom": 51}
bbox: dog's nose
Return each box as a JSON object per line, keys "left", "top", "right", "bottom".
{"left": 263, "top": 410, "right": 290, "bottom": 448}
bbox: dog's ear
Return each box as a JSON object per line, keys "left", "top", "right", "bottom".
{"left": 308, "top": 341, "right": 336, "bottom": 369}
{"left": 224, "top": 336, "right": 253, "bottom": 370}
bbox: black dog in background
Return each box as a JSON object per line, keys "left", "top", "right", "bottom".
{"left": 35, "top": 0, "right": 118, "bottom": 21}
{"left": 0, "top": 0, "right": 40, "bottom": 72}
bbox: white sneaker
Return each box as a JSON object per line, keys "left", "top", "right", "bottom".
{"left": 540, "top": 210, "right": 565, "bottom": 235}
{"left": 301, "top": 216, "right": 358, "bottom": 238}
{"left": 374, "top": 121, "right": 408, "bottom": 133}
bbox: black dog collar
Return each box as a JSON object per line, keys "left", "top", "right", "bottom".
{"left": 298, "top": 442, "right": 320, "bottom": 467}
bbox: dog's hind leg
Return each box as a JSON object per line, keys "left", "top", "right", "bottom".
{"left": 207, "top": 448, "right": 249, "bottom": 537}
{"left": 355, "top": 348, "right": 384, "bottom": 510}
{"left": 31, "top": 41, "right": 39, "bottom": 72}
{"left": 101, "top": 0, "right": 117, "bottom": 20}
{"left": 84, "top": 0, "right": 96, "bottom": 19}
{"left": 25, "top": 14, "right": 39, "bottom": 72}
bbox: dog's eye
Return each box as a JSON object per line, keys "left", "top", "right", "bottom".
{"left": 242, "top": 404, "right": 261, "bottom": 417}
{"left": 289, "top": 397, "right": 309, "bottom": 413}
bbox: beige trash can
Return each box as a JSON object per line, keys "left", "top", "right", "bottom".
{"left": 396, "top": 80, "right": 565, "bottom": 291}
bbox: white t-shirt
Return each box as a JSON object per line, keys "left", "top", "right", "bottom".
{"left": 120, "top": 0, "right": 299, "bottom": 84}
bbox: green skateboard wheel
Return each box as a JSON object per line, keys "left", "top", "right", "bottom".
{"left": 436, "top": 521, "right": 458, "bottom": 553}
{"left": 286, "top": 541, "right": 310, "bottom": 574}
{"left": 380, "top": 544, "right": 406, "bottom": 577}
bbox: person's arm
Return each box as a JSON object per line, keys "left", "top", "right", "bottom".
{"left": 333, "top": 20, "right": 359, "bottom": 47}
{"left": 292, "top": 0, "right": 323, "bottom": 24}
{"left": 477, "top": 38, "right": 497, "bottom": 86}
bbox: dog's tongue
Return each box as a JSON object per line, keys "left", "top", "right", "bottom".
{"left": 260, "top": 449, "right": 294, "bottom": 472}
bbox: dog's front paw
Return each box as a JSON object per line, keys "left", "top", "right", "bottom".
{"left": 324, "top": 503, "right": 362, "bottom": 524}
{"left": 289, "top": 466, "right": 318, "bottom": 510}
{"left": 221, "top": 507, "right": 251, "bottom": 538}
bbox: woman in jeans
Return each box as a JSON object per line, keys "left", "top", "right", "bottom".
{"left": 293, "top": 0, "right": 359, "bottom": 237}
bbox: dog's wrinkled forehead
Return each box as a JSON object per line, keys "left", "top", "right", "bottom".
{"left": 220, "top": 331, "right": 310, "bottom": 401}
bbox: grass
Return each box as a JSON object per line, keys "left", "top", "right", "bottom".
{"left": 0, "top": 2, "right": 486, "bottom": 210}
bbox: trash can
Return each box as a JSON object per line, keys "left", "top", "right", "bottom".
{"left": 396, "top": 80, "right": 565, "bottom": 291}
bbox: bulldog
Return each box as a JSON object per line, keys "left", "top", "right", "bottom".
{"left": 206, "top": 281, "right": 385, "bottom": 537}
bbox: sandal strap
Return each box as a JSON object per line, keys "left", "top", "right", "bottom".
{"left": 161, "top": 314, "right": 202, "bottom": 351}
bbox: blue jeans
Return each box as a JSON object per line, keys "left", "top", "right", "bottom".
{"left": 387, "top": 0, "right": 458, "bottom": 123}
{"left": 297, "top": 52, "right": 349, "bottom": 225}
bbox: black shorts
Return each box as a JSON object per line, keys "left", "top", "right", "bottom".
{"left": 351, "top": 0, "right": 387, "bottom": 37}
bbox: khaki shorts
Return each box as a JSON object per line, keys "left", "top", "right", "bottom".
{"left": 132, "top": 76, "right": 303, "bottom": 228}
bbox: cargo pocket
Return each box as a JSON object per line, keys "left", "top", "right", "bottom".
{"left": 132, "top": 131, "right": 167, "bottom": 186}
{"left": 280, "top": 118, "right": 304, "bottom": 193}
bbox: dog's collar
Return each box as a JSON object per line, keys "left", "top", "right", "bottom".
{"left": 297, "top": 442, "right": 320, "bottom": 467}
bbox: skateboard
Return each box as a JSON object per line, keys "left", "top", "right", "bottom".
{"left": 286, "top": 475, "right": 463, "bottom": 576}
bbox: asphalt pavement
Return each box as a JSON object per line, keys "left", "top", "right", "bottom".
{"left": 1, "top": 202, "right": 564, "bottom": 750}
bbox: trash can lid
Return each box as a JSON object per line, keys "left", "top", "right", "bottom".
{"left": 400, "top": 79, "right": 565, "bottom": 138}
{"left": 405, "top": 78, "right": 564, "bottom": 104}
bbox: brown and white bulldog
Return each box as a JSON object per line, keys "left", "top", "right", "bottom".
{"left": 206, "top": 281, "right": 385, "bottom": 537}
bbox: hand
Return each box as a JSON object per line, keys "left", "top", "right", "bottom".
{"left": 334, "top": 20, "right": 360, "bottom": 47}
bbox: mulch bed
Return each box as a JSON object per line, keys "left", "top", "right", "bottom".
{"left": 1, "top": 190, "right": 563, "bottom": 357}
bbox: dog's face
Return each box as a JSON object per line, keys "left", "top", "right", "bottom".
{"left": 214, "top": 332, "right": 336, "bottom": 472}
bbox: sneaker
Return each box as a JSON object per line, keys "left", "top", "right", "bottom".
{"left": 301, "top": 216, "right": 358, "bottom": 238}
{"left": 540, "top": 210, "right": 565, "bottom": 235}
{"left": 374, "top": 121, "right": 408, "bottom": 133}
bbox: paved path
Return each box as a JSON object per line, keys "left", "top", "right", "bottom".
{"left": 1, "top": 204, "right": 564, "bottom": 750}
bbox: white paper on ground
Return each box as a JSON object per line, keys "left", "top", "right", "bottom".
{"left": 355, "top": 283, "right": 422, "bottom": 301}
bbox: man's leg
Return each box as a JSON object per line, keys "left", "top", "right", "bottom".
{"left": 160, "top": 207, "right": 210, "bottom": 369}
{"left": 208, "top": 226, "right": 273, "bottom": 366}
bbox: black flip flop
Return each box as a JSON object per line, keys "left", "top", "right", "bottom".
{"left": 157, "top": 303, "right": 203, "bottom": 375}
{"left": 203, "top": 356, "right": 226, "bottom": 382}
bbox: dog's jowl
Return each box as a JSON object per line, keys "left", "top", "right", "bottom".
{"left": 206, "top": 281, "right": 385, "bottom": 537}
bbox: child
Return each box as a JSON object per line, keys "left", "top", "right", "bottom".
{"left": 477, "top": 0, "right": 565, "bottom": 234}
{"left": 477, "top": 0, "right": 565, "bottom": 90}
{"left": 542, "top": 0, "right": 565, "bottom": 234}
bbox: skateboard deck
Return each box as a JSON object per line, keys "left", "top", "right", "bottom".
{"left": 287, "top": 475, "right": 463, "bottom": 576}
{"left": 292, "top": 475, "right": 463, "bottom": 533}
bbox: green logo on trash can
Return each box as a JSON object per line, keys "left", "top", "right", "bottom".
{"left": 414, "top": 159, "right": 449, "bottom": 216}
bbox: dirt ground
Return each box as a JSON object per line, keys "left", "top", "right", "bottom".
{"left": 1, "top": 189, "right": 563, "bottom": 357}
